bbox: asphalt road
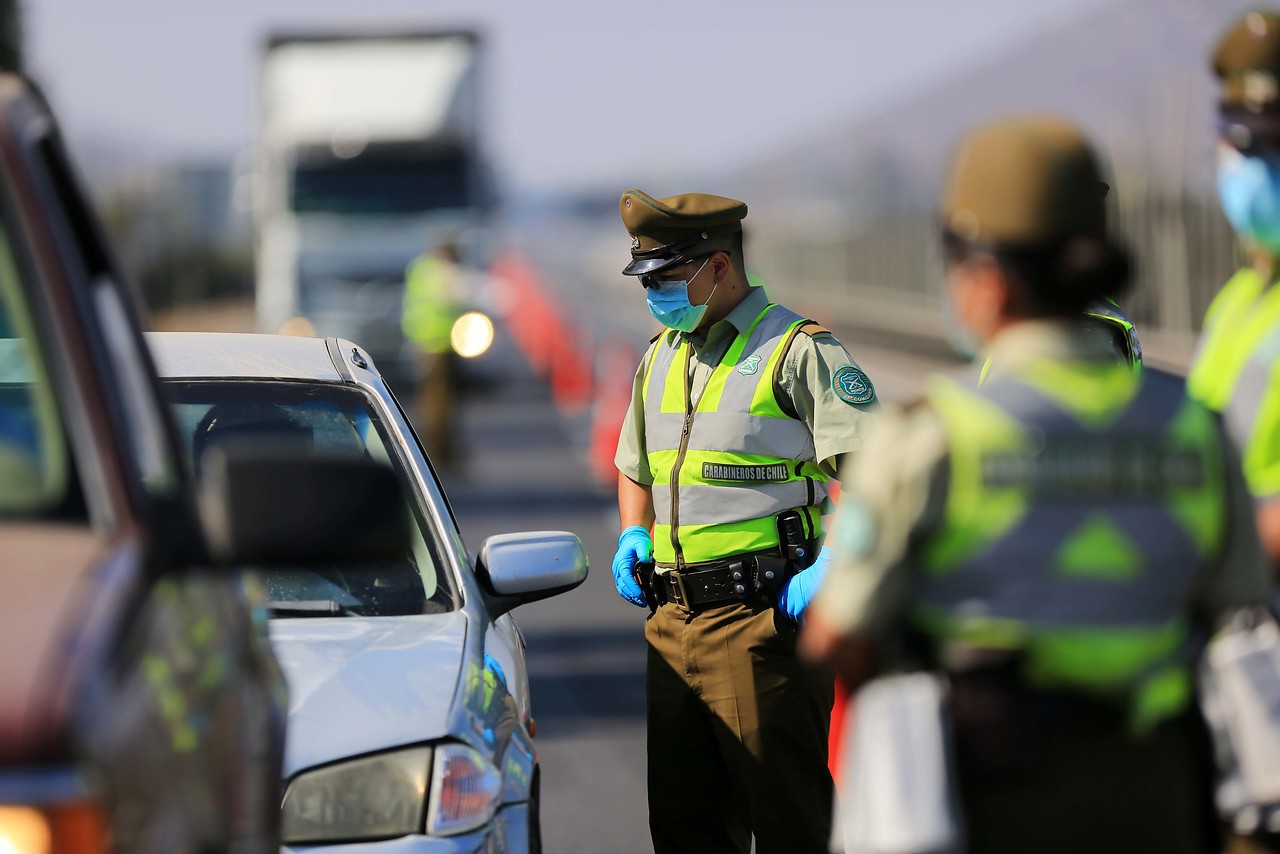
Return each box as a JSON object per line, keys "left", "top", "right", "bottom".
{"left": 436, "top": 300, "right": 958, "bottom": 852}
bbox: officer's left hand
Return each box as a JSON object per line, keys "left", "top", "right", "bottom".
{"left": 777, "top": 546, "right": 832, "bottom": 622}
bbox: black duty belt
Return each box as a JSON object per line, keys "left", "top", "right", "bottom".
{"left": 656, "top": 552, "right": 798, "bottom": 610}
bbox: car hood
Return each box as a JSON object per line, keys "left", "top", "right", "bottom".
{"left": 270, "top": 610, "right": 469, "bottom": 776}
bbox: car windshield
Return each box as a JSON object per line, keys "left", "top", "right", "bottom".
{"left": 164, "top": 380, "right": 459, "bottom": 617}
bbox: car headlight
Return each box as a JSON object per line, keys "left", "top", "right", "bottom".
{"left": 450, "top": 311, "right": 494, "bottom": 358}
{"left": 426, "top": 743, "right": 502, "bottom": 836}
{"left": 281, "top": 747, "right": 431, "bottom": 844}
{"left": 280, "top": 743, "right": 504, "bottom": 844}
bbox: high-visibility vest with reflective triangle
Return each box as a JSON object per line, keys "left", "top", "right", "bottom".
{"left": 1188, "top": 267, "right": 1280, "bottom": 498}
{"left": 917, "top": 361, "right": 1227, "bottom": 732}
{"left": 642, "top": 303, "right": 829, "bottom": 567}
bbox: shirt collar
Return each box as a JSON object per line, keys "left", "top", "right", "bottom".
{"left": 982, "top": 317, "right": 1120, "bottom": 380}
{"left": 682, "top": 285, "right": 770, "bottom": 349}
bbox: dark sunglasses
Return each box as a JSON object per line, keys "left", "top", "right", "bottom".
{"left": 637, "top": 252, "right": 725, "bottom": 290}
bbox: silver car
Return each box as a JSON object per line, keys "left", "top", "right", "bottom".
{"left": 147, "top": 331, "right": 588, "bottom": 852}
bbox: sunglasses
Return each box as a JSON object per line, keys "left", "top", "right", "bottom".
{"left": 637, "top": 253, "right": 723, "bottom": 290}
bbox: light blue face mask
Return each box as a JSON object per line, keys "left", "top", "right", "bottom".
{"left": 1218, "top": 146, "right": 1280, "bottom": 253}
{"left": 645, "top": 258, "right": 714, "bottom": 332}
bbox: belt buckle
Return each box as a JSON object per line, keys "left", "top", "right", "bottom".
{"left": 671, "top": 570, "right": 690, "bottom": 608}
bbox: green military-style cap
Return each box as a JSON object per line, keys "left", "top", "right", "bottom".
{"left": 619, "top": 189, "right": 747, "bottom": 276}
{"left": 940, "top": 115, "right": 1109, "bottom": 248}
{"left": 1212, "top": 9, "right": 1280, "bottom": 145}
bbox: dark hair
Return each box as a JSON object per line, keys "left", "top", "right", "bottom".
{"left": 705, "top": 230, "right": 746, "bottom": 275}
{"left": 943, "top": 231, "right": 1131, "bottom": 314}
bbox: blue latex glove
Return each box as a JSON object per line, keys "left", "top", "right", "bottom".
{"left": 777, "top": 546, "right": 832, "bottom": 622}
{"left": 612, "top": 526, "right": 653, "bottom": 607}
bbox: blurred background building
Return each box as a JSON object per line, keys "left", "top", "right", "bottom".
{"left": 15, "top": 0, "right": 1265, "bottom": 363}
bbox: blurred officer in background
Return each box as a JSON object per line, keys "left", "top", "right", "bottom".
{"left": 402, "top": 238, "right": 465, "bottom": 467}
{"left": 610, "top": 189, "right": 878, "bottom": 853}
{"left": 800, "top": 116, "right": 1269, "bottom": 853}
{"left": 1192, "top": 8, "right": 1280, "bottom": 572}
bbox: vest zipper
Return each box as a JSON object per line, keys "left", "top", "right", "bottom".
{"left": 670, "top": 344, "right": 695, "bottom": 570}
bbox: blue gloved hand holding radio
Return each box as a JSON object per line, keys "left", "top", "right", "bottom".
{"left": 777, "top": 546, "right": 832, "bottom": 622}
{"left": 612, "top": 525, "right": 652, "bottom": 607}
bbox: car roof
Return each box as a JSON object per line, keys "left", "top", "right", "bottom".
{"left": 146, "top": 331, "right": 364, "bottom": 382}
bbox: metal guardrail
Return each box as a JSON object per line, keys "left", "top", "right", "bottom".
{"left": 750, "top": 193, "right": 1241, "bottom": 374}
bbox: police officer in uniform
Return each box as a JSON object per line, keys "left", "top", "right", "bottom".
{"left": 1192, "top": 8, "right": 1280, "bottom": 571}
{"left": 402, "top": 238, "right": 465, "bottom": 467}
{"left": 609, "top": 189, "right": 878, "bottom": 853}
{"left": 800, "top": 117, "right": 1269, "bottom": 853}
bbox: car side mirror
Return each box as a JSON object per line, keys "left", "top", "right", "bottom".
{"left": 476, "top": 531, "right": 588, "bottom": 616}
{"left": 198, "top": 445, "right": 410, "bottom": 567}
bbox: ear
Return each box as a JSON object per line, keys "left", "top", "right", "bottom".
{"left": 968, "top": 256, "right": 1015, "bottom": 317}
{"left": 709, "top": 250, "right": 732, "bottom": 284}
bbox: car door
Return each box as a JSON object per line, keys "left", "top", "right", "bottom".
{"left": 0, "top": 74, "right": 285, "bottom": 853}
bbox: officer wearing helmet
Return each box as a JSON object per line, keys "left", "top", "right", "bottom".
{"left": 1191, "top": 8, "right": 1280, "bottom": 573}
{"left": 609, "top": 189, "right": 878, "bottom": 852}
{"left": 801, "top": 116, "right": 1268, "bottom": 853}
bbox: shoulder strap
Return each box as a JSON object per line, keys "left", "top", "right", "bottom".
{"left": 771, "top": 317, "right": 819, "bottom": 420}
{"left": 795, "top": 321, "right": 830, "bottom": 337}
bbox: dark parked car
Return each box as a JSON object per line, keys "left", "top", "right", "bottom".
{"left": 0, "top": 74, "right": 387, "bottom": 852}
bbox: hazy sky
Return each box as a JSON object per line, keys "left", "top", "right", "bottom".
{"left": 27, "top": 0, "right": 1110, "bottom": 193}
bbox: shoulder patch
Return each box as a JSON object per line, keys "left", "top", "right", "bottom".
{"left": 832, "top": 364, "right": 876, "bottom": 405}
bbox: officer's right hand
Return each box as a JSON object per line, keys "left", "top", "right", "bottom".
{"left": 612, "top": 526, "right": 652, "bottom": 607}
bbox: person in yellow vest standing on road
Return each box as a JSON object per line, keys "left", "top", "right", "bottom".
{"left": 1192, "top": 9, "right": 1280, "bottom": 571}
{"left": 402, "top": 238, "right": 465, "bottom": 468}
{"left": 609, "top": 189, "right": 879, "bottom": 853}
{"left": 801, "top": 116, "right": 1269, "bottom": 854}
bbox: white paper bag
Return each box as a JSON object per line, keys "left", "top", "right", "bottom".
{"left": 833, "top": 673, "right": 964, "bottom": 854}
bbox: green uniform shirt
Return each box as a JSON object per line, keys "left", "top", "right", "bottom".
{"left": 812, "top": 319, "right": 1269, "bottom": 639}
{"left": 615, "top": 285, "right": 879, "bottom": 485}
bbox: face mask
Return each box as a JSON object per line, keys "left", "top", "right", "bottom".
{"left": 1218, "top": 146, "right": 1280, "bottom": 253}
{"left": 645, "top": 258, "right": 715, "bottom": 332}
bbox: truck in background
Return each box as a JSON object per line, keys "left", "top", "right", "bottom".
{"left": 253, "top": 29, "right": 495, "bottom": 390}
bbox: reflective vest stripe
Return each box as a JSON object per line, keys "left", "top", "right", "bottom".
{"left": 1227, "top": 354, "right": 1280, "bottom": 496}
{"left": 651, "top": 505, "right": 824, "bottom": 566}
{"left": 646, "top": 411, "right": 812, "bottom": 457}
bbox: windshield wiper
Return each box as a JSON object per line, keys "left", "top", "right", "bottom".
{"left": 267, "top": 600, "right": 358, "bottom": 617}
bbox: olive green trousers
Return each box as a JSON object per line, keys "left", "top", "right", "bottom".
{"left": 644, "top": 599, "right": 833, "bottom": 854}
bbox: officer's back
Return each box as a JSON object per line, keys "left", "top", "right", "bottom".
{"left": 804, "top": 116, "right": 1270, "bottom": 854}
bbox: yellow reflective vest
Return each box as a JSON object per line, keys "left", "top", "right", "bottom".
{"left": 1189, "top": 267, "right": 1280, "bottom": 498}
{"left": 642, "top": 303, "right": 829, "bottom": 567}
{"left": 402, "top": 255, "right": 462, "bottom": 354}
{"left": 918, "top": 362, "right": 1227, "bottom": 732}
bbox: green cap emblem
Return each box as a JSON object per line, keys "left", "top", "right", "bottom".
{"left": 832, "top": 365, "right": 875, "bottom": 405}
{"left": 738, "top": 354, "right": 762, "bottom": 376}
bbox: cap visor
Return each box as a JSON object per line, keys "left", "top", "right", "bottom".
{"left": 622, "top": 255, "right": 685, "bottom": 276}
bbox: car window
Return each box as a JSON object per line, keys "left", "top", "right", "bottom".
{"left": 0, "top": 221, "right": 81, "bottom": 520}
{"left": 164, "top": 380, "right": 458, "bottom": 616}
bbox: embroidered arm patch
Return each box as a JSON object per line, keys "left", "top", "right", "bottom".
{"left": 832, "top": 365, "right": 876, "bottom": 405}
